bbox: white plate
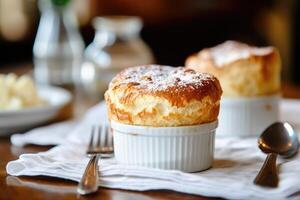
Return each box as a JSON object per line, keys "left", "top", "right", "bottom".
{"left": 0, "top": 86, "right": 72, "bottom": 135}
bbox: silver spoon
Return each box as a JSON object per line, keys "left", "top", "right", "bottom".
{"left": 254, "top": 122, "right": 299, "bottom": 187}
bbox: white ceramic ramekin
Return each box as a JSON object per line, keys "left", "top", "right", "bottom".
{"left": 111, "top": 120, "right": 218, "bottom": 172}
{"left": 217, "top": 95, "right": 280, "bottom": 137}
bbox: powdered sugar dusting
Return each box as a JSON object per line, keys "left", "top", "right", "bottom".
{"left": 113, "top": 65, "right": 214, "bottom": 92}
{"left": 208, "top": 41, "right": 274, "bottom": 67}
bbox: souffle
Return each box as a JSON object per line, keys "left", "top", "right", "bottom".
{"left": 105, "top": 65, "right": 222, "bottom": 127}
{"left": 185, "top": 40, "right": 281, "bottom": 97}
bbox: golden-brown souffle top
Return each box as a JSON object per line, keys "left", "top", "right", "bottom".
{"left": 185, "top": 40, "right": 281, "bottom": 97}
{"left": 105, "top": 65, "right": 222, "bottom": 127}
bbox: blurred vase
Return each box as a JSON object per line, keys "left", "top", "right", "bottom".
{"left": 33, "top": 0, "right": 84, "bottom": 87}
{"left": 78, "top": 16, "right": 155, "bottom": 100}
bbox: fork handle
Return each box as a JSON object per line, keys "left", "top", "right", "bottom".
{"left": 77, "top": 155, "right": 99, "bottom": 195}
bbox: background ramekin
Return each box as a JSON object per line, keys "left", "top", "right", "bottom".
{"left": 217, "top": 95, "right": 280, "bottom": 137}
{"left": 111, "top": 120, "right": 218, "bottom": 172}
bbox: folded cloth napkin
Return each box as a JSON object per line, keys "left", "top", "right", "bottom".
{"left": 7, "top": 100, "right": 300, "bottom": 200}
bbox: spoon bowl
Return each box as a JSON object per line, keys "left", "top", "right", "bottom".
{"left": 258, "top": 122, "right": 299, "bottom": 158}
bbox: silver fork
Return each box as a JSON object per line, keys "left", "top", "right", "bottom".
{"left": 77, "top": 125, "right": 113, "bottom": 195}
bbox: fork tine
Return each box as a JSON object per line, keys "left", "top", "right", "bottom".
{"left": 88, "top": 126, "right": 96, "bottom": 150}
{"left": 107, "top": 128, "right": 113, "bottom": 147}
{"left": 96, "top": 126, "right": 101, "bottom": 148}
{"left": 104, "top": 126, "right": 109, "bottom": 147}
{"left": 111, "top": 131, "right": 114, "bottom": 147}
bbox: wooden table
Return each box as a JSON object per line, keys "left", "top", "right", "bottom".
{"left": 1, "top": 65, "right": 300, "bottom": 200}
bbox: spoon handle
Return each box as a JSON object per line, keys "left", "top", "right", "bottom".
{"left": 254, "top": 153, "right": 278, "bottom": 187}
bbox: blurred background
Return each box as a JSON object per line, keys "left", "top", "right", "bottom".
{"left": 0, "top": 0, "right": 298, "bottom": 84}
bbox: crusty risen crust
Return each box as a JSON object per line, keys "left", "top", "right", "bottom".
{"left": 185, "top": 40, "right": 281, "bottom": 97}
{"left": 105, "top": 65, "right": 222, "bottom": 127}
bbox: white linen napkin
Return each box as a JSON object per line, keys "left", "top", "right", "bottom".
{"left": 6, "top": 100, "right": 300, "bottom": 200}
